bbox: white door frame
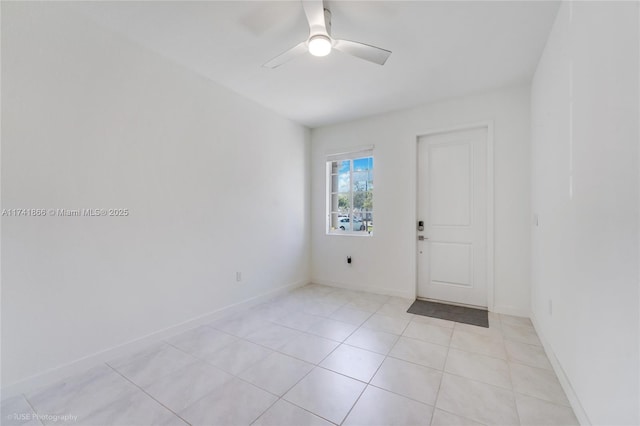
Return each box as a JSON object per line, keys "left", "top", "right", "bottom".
{"left": 413, "top": 121, "right": 494, "bottom": 311}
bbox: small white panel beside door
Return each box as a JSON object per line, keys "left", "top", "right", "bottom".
{"left": 417, "top": 127, "right": 488, "bottom": 307}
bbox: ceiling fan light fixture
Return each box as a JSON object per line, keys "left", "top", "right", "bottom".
{"left": 308, "top": 35, "right": 332, "bottom": 57}
{"left": 262, "top": 0, "right": 391, "bottom": 68}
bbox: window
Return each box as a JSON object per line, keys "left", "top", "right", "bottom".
{"left": 326, "top": 148, "right": 373, "bottom": 235}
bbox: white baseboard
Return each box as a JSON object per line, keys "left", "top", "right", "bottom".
{"left": 1, "top": 279, "right": 308, "bottom": 399}
{"left": 530, "top": 313, "right": 591, "bottom": 426}
{"left": 311, "top": 279, "right": 415, "bottom": 299}
{"left": 491, "top": 304, "right": 531, "bottom": 317}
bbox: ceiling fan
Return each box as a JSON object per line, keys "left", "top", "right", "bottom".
{"left": 263, "top": 0, "right": 392, "bottom": 68}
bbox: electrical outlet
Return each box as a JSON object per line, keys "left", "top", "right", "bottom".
{"left": 236, "top": 272, "right": 242, "bottom": 282}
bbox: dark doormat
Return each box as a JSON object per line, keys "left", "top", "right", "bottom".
{"left": 407, "top": 299, "right": 489, "bottom": 328}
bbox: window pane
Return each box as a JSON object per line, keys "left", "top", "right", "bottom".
{"left": 352, "top": 171, "right": 371, "bottom": 192}
{"left": 338, "top": 170, "right": 350, "bottom": 192}
{"left": 334, "top": 213, "right": 351, "bottom": 231}
{"left": 331, "top": 193, "right": 350, "bottom": 215}
{"left": 351, "top": 214, "right": 367, "bottom": 232}
{"left": 353, "top": 191, "right": 373, "bottom": 211}
{"left": 350, "top": 212, "right": 372, "bottom": 233}
{"left": 353, "top": 157, "right": 372, "bottom": 171}
{"left": 338, "top": 160, "right": 350, "bottom": 174}
{"left": 362, "top": 213, "right": 373, "bottom": 233}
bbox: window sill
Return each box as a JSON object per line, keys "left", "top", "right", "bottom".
{"left": 326, "top": 232, "right": 373, "bottom": 238}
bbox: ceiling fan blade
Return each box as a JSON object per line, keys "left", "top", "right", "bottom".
{"left": 302, "top": 0, "right": 328, "bottom": 35}
{"left": 333, "top": 39, "right": 392, "bottom": 65}
{"left": 263, "top": 42, "right": 308, "bottom": 68}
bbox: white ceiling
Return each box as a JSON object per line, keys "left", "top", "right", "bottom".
{"left": 77, "top": 1, "right": 560, "bottom": 128}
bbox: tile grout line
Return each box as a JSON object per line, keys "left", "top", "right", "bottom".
{"left": 162, "top": 291, "right": 378, "bottom": 424}
{"left": 432, "top": 406, "right": 489, "bottom": 426}
{"left": 20, "top": 393, "right": 45, "bottom": 426}
{"left": 272, "top": 290, "right": 567, "bottom": 424}
{"left": 251, "top": 396, "right": 339, "bottom": 426}
{"left": 335, "top": 317, "right": 453, "bottom": 421}
{"left": 335, "top": 379, "right": 367, "bottom": 426}
{"left": 364, "top": 382, "right": 437, "bottom": 410}
{"left": 448, "top": 329, "right": 511, "bottom": 362}
{"left": 333, "top": 301, "right": 459, "bottom": 420}
{"left": 428, "top": 369, "right": 512, "bottom": 392}
{"left": 246, "top": 393, "right": 281, "bottom": 426}
{"left": 167, "top": 338, "right": 286, "bottom": 386}
{"left": 340, "top": 331, "right": 399, "bottom": 424}
{"left": 16, "top": 286, "right": 565, "bottom": 426}
{"left": 247, "top": 297, "right": 365, "bottom": 426}
{"left": 274, "top": 365, "right": 337, "bottom": 425}
{"left": 104, "top": 362, "right": 192, "bottom": 426}
{"left": 428, "top": 323, "right": 453, "bottom": 426}
{"left": 501, "top": 315, "right": 525, "bottom": 426}
{"left": 267, "top": 302, "right": 382, "bottom": 426}
{"left": 138, "top": 344, "right": 286, "bottom": 421}
{"left": 337, "top": 310, "right": 396, "bottom": 426}
{"left": 395, "top": 332, "right": 452, "bottom": 351}
{"left": 374, "top": 322, "right": 564, "bottom": 399}
{"left": 163, "top": 335, "right": 318, "bottom": 404}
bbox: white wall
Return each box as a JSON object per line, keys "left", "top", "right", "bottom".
{"left": 531, "top": 2, "right": 639, "bottom": 424}
{"left": 1, "top": 3, "right": 310, "bottom": 388}
{"left": 311, "top": 86, "right": 532, "bottom": 314}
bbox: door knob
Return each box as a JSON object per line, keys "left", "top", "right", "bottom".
{"left": 418, "top": 235, "right": 428, "bottom": 241}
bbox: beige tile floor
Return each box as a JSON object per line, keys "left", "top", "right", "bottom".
{"left": 2, "top": 284, "right": 579, "bottom": 426}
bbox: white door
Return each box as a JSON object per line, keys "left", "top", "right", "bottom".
{"left": 417, "top": 127, "right": 488, "bottom": 307}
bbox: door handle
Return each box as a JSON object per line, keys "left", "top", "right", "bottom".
{"left": 418, "top": 235, "right": 428, "bottom": 241}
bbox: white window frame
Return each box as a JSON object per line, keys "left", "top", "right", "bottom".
{"left": 326, "top": 147, "right": 374, "bottom": 236}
